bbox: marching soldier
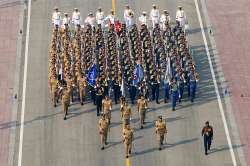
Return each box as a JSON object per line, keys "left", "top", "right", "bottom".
{"left": 99, "top": 114, "right": 109, "bottom": 150}
{"left": 78, "top": 75, "right": 87, "bottom": 105}
{"left": 150, "top": 4, "right": 160, "bottom": 28}
{"left": 170, "top": 78, "right": 179, "bottom": 111}
{"left": 155, "top": 116, "right": 167, "bottom": 150}
{"left": 189, "top": 70, "right": 199, "bottom": 102}
{"left": 129, "top": 78, "right": 137, "bottom": 104}
{"left": 96, "top": 7, "right": 105, "bottom": 28}
{"left": 72, "top": 8, "right": 81, "bottom": 28}
{"left": 137, "top": 94, "right": 148, "bottom": 129}
{"left": 96, "top": 87, "right": 103, "bottom": 116}
{"left": 102, "top": 95, "right": 112, "bottom": 124}
{"left": 50, "top": 78, "right": 58, "bottom": 107}
{"left": 52, "top": 7, "right": 61, "bottom": 28}
{"left": 202, "top": 121, "right": 213, "bottom": 155}
{"left": 122, "top": 105, "right": 132, "bottom": 128}
{"left": 120, "top": 96, "right": 126, "bottom": 118}
{"left": 62, "top": 88, "right": 70, "bottom": 120}
{"left": 122, "top": 124, "right": 134, "bottom": 158}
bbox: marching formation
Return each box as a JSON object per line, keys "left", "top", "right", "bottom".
{"left": 48, "top": 4, "right": 200, "bottom": 158}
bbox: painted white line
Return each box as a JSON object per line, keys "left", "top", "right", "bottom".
{"left": 18, "top": 0, "right": 32, "bottom": 165}
{"left": 193, "top": 0, "right": 237, "bottom": 165}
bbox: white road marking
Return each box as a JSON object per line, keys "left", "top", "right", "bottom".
{"left": 18, "top": 0, "right": 32, "bottom": 165}
{"left": 193, "top": 0, "right": 237, "bottom": 165}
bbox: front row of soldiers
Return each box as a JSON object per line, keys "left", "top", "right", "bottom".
{"left": 98, "top": 94, "right": 167, "bottom": 158}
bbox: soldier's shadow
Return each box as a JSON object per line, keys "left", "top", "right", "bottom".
{"left": 105, "top": 135, "right": 143, "bottom": 150}
{"left": 134, "top": 138, "right": 198, "bottom": 156}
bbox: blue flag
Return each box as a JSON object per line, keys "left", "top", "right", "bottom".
{"left": 133, "top": 64, "right": 144, "bottom": 85}
{"left": 87, "top": 63, "right": 97, "bottom": 86}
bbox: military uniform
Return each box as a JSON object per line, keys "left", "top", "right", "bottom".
{"left": 96, "top": 87, "right": 103, "bottom": 116}
{"left": 155, "top": 116, "right": 167, "bottom": 150}
{"left": 122, "top": 106, "right": 131, "bottom": 128}
{"left": 78, "top": 76, "right": 87, "bottom": 105}
{"left": 123, "top": 125, "right": 134, "bottom": 158}
{"left": 137, "top": 95, "right": 147, "bottom": 129}
{"left": 99, "top": 115, "right": 109, "bottom": 150}
{"left": 62, "top": 89, "right": 70, "bottom": 120}
{"left": 151, "top": 74, "right": 160, "bottom": 104}
{"left": 202, "top": 121, "right": 213, "bottom": 155}
{"left": 102, "top": 96, "right": 112, "bottom": 124}
{"left": 50, "top": 79, "right": 58, "bottom": 107}
{"left": 170, "top": 79, "right": 179, "bottom": 111}
{"left": 113, "top": 79, "right": 121, "bottom": 104}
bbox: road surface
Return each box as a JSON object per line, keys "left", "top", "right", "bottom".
{"left": 10, "top": 0, "right": 245, "bottom": 165}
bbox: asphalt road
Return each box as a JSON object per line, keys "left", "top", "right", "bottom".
{"left": 12, "top": 0, "right": 243, "bottom": 165}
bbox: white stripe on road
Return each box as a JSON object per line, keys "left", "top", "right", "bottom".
{"left": 193, "top": 0, "right": 237, "bottom": 165}
{"left": 18, "top": 0, "right": 32, "bottom": 165}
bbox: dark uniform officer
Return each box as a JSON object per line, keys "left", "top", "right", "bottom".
{"left": 151, "top": 73, "right": 160, "bottom": 104}
{"left": 129, "top": 78, "right": 137, "bottom": 104}
{"left": 202, "top": 121, "right": 213, "bottom": 155}
{"left": 113, "top": 79, "right": 121, "bottom": 104}
{"left": 95, "top": 87, "right": 103, "bottom": 116}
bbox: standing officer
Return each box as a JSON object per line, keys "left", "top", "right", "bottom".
{"left": 102, "top": 95, "right": 112, "bottom": 124}
{"left": 62, "top": 13, "right": 71, "bottom": 29}
{"left": 124, "top": 5, "right": 133, "bottom": 27}
{"left": 170, "top": 78, "right": 179, "bottom": 111}
{"left": 99, "top": 114, "right": 109, "bottom": 150}
{"left": 105, "top": 10, "right": 116, "bottom": 25}
{"left": 202, "top": 121, "right": 213, "bottom": 155}
{"left": 129, "top": 78, "right": 137, "bottom": 104}
{"left": 163, "top": 74, "right": 170, "bottom": 103}
{"left": 85, "top": 13, "right": 95, "bottom": 28}
{"left": 176, "top": 6, "right": 187, "bottom": 29}
{"left": 160, "top": 10, "right": 171, "bottom": 31}
{"left": 137, "top": 95, "right": 147, "bottom": 129}
{"left": 189, "top": 70, "right": 199, "bottom": 102}
{"left": 52, "top": 7, "right": 61, "bottom": 28}
{"left": 151, "top": 73, "right": 160, "bottom": 104}
{"left": 155, "top": 116, "right": 167, "bottom": 150}
{"left": 96, "top": 7, "right": 105, "bottom": 28}
{"left": 96, "top": 88, "right": 103, "bottom": 116}
{"left": 150, "top": 4, "right": 160, "bottom": 28}
{"left": 139, "top": 11, "right": 148, "bottom": 27}
{"left": 72, "top": 8, "right": 81, "bottom": 28}
{"left": 123, "top": 124, "right": 134, "bottom": 158}
{"left": 113, "top": 79, "right": 121, "bottom": 104}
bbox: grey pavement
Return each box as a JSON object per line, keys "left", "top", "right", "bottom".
{"left": 11, "top": 0, "right": 243, "bottom": 165}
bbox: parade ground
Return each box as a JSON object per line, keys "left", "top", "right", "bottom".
{"left": 0, "top": 0, "right": 249, "bottom": 166}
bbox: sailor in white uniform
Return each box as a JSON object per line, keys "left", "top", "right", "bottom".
{"left": 52, "top": 7, "right": 61, "bottom": 28}
{"left": 160, "top": 10, "right": 171, "bottom": 30}
{"left": 124, "top": 5, "right": 134, "bottom": 28}
{"left": 138, "top": 11, "right": 148, "bottom": 27}
{"left": 127, "top": 11, "right": 135, "bottom": 29}
{"left": 62, "top": 13, "right": 71, "bottom": 29}
{"left": 176, "top": 6, "right": 187, "bottom": 28}
{"left": 150, "top": 4, "right": 160, "bottom": 28}
{"left": 85, "top": 13, "right": 95, "bottom": 28}
{"left": 105, "top": 10, "right": 116, "bottom": 26}
{"left": 96, "top": 8, "right": 105, "bottom": 28}
{"left": 72, "top": 8, "right": 81, "bottom": 28}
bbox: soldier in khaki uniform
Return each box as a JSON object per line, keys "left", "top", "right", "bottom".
{"left": 122, "top": 106, "right": 131, "bottom": 128}
{"left": 62, "top": 88, "right": 71, "bottom": 120}
{"left": 99, "top": 114, "right": 109, "bottom": 150}
{"left": 50, "top": 78, "right": 58, "bottom": 107}
{"left": 122, "top": 124, "right": 134, "bottom": 158}
{"left": 137, "top": 95, "right": 148, "bottom": 129}
{"left": 155, "top": 116, "right": 167, "bottom": 150}
{"left": 78, "top": 75, "right": 87, "bottom": 105}
{"left": 120, "top": 96, "right": 126, "bottom": 118}
{"left": 102, "top": 96, "right": 112, "bottom": 124}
